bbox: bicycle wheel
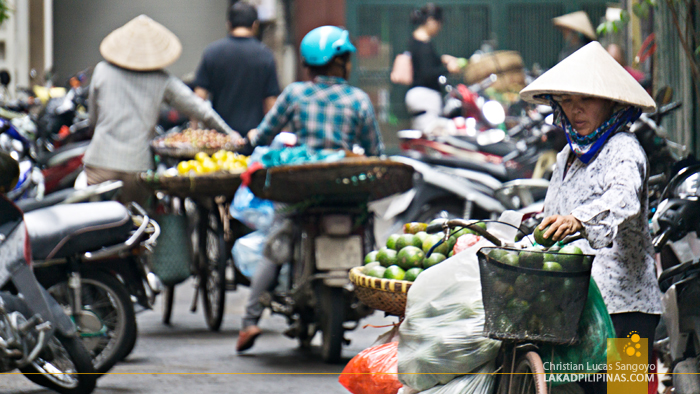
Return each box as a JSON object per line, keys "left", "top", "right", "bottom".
{"left": 509, "top": 351, "right": 547, "bottom": 394}
{"left": 198, "top": 205, "right": 227, "bottom": 331}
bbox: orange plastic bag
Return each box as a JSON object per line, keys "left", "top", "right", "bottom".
{"left": 339, "top": 342, "right": 402, "bottom": 394}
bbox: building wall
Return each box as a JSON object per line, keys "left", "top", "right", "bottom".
{"left": 52, "top": 0, "right": 229, "bottom": 83}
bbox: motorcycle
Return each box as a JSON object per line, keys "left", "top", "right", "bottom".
{"left": 651, "top": 164, "right": 700, "bottom": 393}
{"left": 22, "top": 201, "right": 160, "bottom": 373}
{"left": 0, "top": 173, "right": 97, "bottom": 393}
{"left": 0, "top": 113, "right": 88, "bottom": 199}
{"left": 246, "top": 163, "right": 379, "bottom": 364}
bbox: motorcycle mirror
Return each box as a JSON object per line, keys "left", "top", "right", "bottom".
{"left": 482, "top": 100, "right": 506, "bottom": 126}
{"left": 0, "top": 151, "right": 19, "bottom": 193}
{"left": 655, "top": 86, "right": 673, "bottom": 107}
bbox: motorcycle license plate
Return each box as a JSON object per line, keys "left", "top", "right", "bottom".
{"left": 315, "top": 235, "right": 363, "bottom": 270}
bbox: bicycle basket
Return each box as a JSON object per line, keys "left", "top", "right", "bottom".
{"left": 477, "top": 247, "right": 594, "bottom": 345}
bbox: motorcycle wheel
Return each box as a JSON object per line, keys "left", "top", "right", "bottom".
{"left": 320, "top": 286, "right": 345, "bottom": 364}
{"left": 673, "top": 358, "right": 700, "bottom": 394}
{"left": 46, "top": 270, "right": 136, "bottom": 374}
{"left": 198, "top": 207, "right": 227, "bottom": 331}
{"left": 19, "top": 333, "right": 97, "bottom": 394}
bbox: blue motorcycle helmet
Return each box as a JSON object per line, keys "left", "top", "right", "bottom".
{"left": 300, "top": 26, "right": 356, "bottom": 67}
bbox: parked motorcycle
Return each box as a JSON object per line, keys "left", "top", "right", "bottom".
{"left": 22, "top": 201, "right": 160, "bottom": 373}
{"left": 0, "top": 113, "right": 88, "bottom": 199}
{"left": 651, "top": 164, "right": 700, "bottom": 393}
{"left": 0, "top": 170, "right": 97, "bottom": 393}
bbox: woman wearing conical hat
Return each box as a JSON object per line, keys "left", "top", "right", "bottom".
{"left": 553, "top": 11, "right": 597, "bottom": 62}
{"left": 83, "top": 15, "right": 240, "bottom": 206}
{"left": 520, "top": 42, "right": 661, "bottom": 391}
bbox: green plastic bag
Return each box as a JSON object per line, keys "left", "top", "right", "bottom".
{"left": 540, "top": 278, "right": 615, "bottom": 386}
{"left": 151, "top": 214, "right": 192, "bottom": 286}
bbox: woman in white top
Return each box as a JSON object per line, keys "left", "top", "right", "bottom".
{"left": 84, "top": 15, "right": 238, "bottom": 205}
{"left": 520, "top": 42, "right": 662, "bottom": 393}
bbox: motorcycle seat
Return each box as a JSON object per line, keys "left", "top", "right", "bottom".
{"left": 416, "top": 154, "right": 509, "bottom": 182}
{"left": 23, "top": 201, "right": 132, "bottom": 260}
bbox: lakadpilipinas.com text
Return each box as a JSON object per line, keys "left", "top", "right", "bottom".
{"left": 542, "top": 362, "right": 655, "bottom": 383}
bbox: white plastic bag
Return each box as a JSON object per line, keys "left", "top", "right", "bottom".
{"left": 232, "top": 230, "right": 267, "bottom": 278}
{"left": 398, "top": 212, "right": 523, "bottom": 392}
{"left": 419, "top": 362, "right": 496, "bottom": 394}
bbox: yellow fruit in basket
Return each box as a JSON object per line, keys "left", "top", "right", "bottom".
{"left": 195, "top": 152, "right": 210, "bottom": 163}
{"left": 192, "top": 162, "right": 205, "bottom": 175}
{"left": 177, "top": 161, "right": 191, "bottom": 175}
{"left": 212, "top": 150, "right": 228, "bottom": 162}
{"left": 201, "top": 159, "right": 219, "bottom": 173}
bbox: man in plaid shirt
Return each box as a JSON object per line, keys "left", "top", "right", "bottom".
{"left": 236, "top": 26, "right": 384, "bottom": 353}
{"left": 247, "top": 27, "right": 384, "bottom": 157}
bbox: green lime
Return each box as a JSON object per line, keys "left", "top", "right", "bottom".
{"left": 531, "top": 291, "right": 554, "bottom": 314}
{"left": 376, "top": 247, "right": 398, "bottom": 267}
{"left": 550, "top": 277, "right": 577, "bottom": 299}
{"left": 404, "top": 267, "right": 423, "bottom": 282}
{"left": 452, "top": 228, "right": 475, "bottom": 238}
{"left": 448, "top": 250, "right": 454, "bottom": 257}
{"left": 475, "top": 222, "right": 487, "bottom": 230}
{"left": 582, "top": 255, "right": 593, "bottom": 270}
{"left": 446, "top": 236, "right": 457, "bottom": 254}
{"left": 423, "top": 252, "right": 446, "bottom": 269}
{"left": 488, "top": 249, "right": 509, "bottom": 261}
{"left": 494, "top": 315, "right": 514, "bottom": 332}
{"left": 386, "top": 234, "right": 400, "bottom": 250}
{"left": 364, "top": 251, "right": 379, "bottom": 265}
{"left": 557, "top": 245, "right": 584, "bottom": 270}
{"left": 505, "top": 298, "right": 530, "bottom": 321}
{"left": 422, "top": 234, "right": 450, "bottom": 255}
{"left": 518, "top": 250, "right": 544, "bottom": 269}
{"left": 501, "top": 253, "right": 519, "bottom": 267}
{"left": 396, "top": 234, "right": 423, "bottom": 251}
{"left": 514, "top": 274, "right": 540, "bottom": 301}
{"left": 365, "top": 266, "right": 387, "bottom": 278}
{"left": 415, "top": 231, "right": 429, "bottom": 243}
{"left": 403, "top": 222, "right": 428, "bottom": 234}
{"left": 534, "top": 225, "right": 556, "bottom": 247}
{"left": 527, "top": 315, "right": 545, "bottom": 334}
{"left": 542, "top": 261, "right": 563, "bottom": 272}
{"left": 396, "top": 246, "right": 425, "bottom": 271}
{"left": 492, "top": 280, "right": 515, "bottom": 299}
{"left": 384, "top": 265, "right": 406, "bottom": 280}
{"left": 362, "top": 262, "right": 380, "bottom": 274}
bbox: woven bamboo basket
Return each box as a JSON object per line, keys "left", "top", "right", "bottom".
{"left": 138, "top": 171, "right": 243, "bottom": 198}
{"left": 349, "top": 267, "right": 412, "bottom": 316}
{"left": 465, "top": 51, "right": 526, "bottom": 92}
{"left": 248, "top": 158, "right": 414, "bottom": 203}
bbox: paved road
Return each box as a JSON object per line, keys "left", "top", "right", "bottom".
{"left": 2, "top": 279, "right": 397, "bottom": 393}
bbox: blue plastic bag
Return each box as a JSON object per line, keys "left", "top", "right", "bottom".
{"left": 230, "top": 185, "right": 275, "bottom": 231}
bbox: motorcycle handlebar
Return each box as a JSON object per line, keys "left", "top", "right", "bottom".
{"left": 426, "top": 219, "right": 503, "bottom": 246}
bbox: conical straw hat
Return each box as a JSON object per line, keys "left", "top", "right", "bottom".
{"left": 552, "top": 11, "right": 597, "bottom": 41}
{"left": 519, "top": 42, "right": 656, "bottom": 112}
{"left": 100, "top": 15, "right": 182, "bottom": 71}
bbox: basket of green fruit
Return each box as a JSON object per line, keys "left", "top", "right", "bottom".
{"left": 477, "top": 245, "right": 594, "bottom": 345}
{"left": 349, "top": 221, "right": 482, "bottom": 316}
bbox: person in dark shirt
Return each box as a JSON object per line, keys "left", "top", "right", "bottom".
{"left": 552, "top": 11, "right": 597, "bottom": 62}
{"left": 193, "top": 2, "right": 281, "bottom": 133}
{"left": 404, "top": 3, "right": 462, "bottom": 131}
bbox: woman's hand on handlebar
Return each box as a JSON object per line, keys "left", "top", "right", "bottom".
{"left": 539, "top": 214, "right": 582, "bottom": 242}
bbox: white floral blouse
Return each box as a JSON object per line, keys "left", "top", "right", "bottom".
{"left": 543, "top": 131, "right": 663, "bottom": 315}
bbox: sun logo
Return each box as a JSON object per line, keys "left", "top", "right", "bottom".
{"left": 623, "top": 331, "right": 643, "bottom": 357}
